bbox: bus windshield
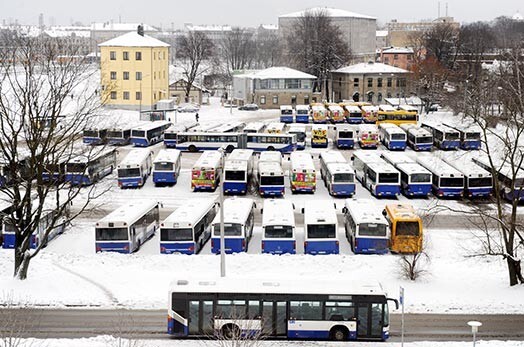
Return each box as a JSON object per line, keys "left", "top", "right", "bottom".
{"left": 225, "top": 170, "right": 245, "bottom": 181}
{"left": 161, "top": 228, "right": 193, "bottom": 241}
{"left": 107, "top": 130, "right": 124, "bottom": 138}
{"left": 391, "top": 134, "right": 405, "bottom": 140}
{"left": 358, "top": 223, "right": 387, "bottom": 237}
{"left": 95, "top": 228, "right": 128, "bottom": 241}
{"left": 338, "top": 131, "right": 353, "bottom": 139}
{"left": 260, "top": 176, "right": 284, "bottom": 186}
{"left": 83, "top": 130, "right": 99, "bottom": 137}
{"left": 67, "top": 163, "right": 86, "bottom": 173}
{"left": 466, "top": 132, "right": 481, "bottom": 140}
{"left": 132, "top": 130, "right": 145, "bottom": 138}
{"left": 446, "top": 132, "right": 460, "bottom": 141}
{"left": 410, "top": 173, "right": 431, "bottom": 183}
{"left": 395, "top": 221, "right": 420, "bottom": 236}
{"left": 416, "top": 136, "right": 433, "bottom": 144}
{"left": 307, "top": 224, "right": 336, "bottom": 239}
{"left": 155, "top": 162, "right": 174, "bottom": 171}
{"left": 469, "top": 177, "right": 492, "bottom": 188}
{"left": 290, "top": 132, "right": 306, "bottom": 142}
{"left": 440, "top": 177, "right": 464, "bottom": 187}
{"left": 164, "top": 133, "right": 177, "bottom": 139}
{"left": 379, "top": 173, "right": 399, "bottom": 183}
{"left": 213, "top": 223, "right": 242, "bottom": 236}
{"left": 264, "top": 225, "right": 293, "bottom": 238}
{"left": 118, "top": 168, "right": 141, "bottom": 178}
{"left": 334, "top": 173, "right": 354, "bottom": 183}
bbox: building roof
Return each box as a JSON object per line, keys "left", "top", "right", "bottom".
{"left": 185, "top": 24, "right": 232, "bottom": 32}
{"left": 98, "top": 31, "right": 170, "bottom": 47}
{"left": 242, "top": 67, "right": 316, "bottom": 80}
{"left": 91, "top": 22, "right": 157, "bottom": 32}
{"left": 333, "top": 62, "right": 409, "bottom": 74}
{"left": 512, "top": 11, "right": 524, "bottom": 21}
{"left": 44, "top": 26, "right": 91, "bottom": 38}
{"left": 280, "top": 7, "right": 375, "bottom": 20}
{"left": 382, "top": 47, "right": 414, "bottom": 54}
{"left": 260, "top": 24, "right": 278, "bottom": 30}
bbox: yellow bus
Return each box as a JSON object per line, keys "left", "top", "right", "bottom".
{"left": 376, "top": 110, "right": 418, "bottom": 126}
{"left": 383, "top": 203, "right": 423, "bottom": 254}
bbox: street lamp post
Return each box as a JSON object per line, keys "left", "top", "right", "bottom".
{"left": 467, "top": 321, "right": 482, "bottom": 347}
{"left": 218, "top": 147, "right": 226, "bottom": 277}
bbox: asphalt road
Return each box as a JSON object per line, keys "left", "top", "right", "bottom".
{"left": 1, "top": 308, "right": 523, "bottom": 341}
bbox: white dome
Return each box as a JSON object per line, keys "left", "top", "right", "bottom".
{"left": 512, "top": 11, "right": 524, "bottom": 21}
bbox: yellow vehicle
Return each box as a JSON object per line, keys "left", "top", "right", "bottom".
{"left": 383, "top": 203, "right": 423, "bottom": 254}
{"left": 311, "top": 124, "right": 328, "bottom": 148}
{"left": 377, "top": 110, "right": 418, "bottom": 126}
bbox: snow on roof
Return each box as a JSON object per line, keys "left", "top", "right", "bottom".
{"left": 280, "top": 7, "right": 376, "bottom": 20}
{"left": 333, "top": 62, "right": 409, "bottom": 74}
{"left": 244, "top": 67, "right": 317, "bottom": 80}
{"left": 512, "top": 11, "right": 524, "bottom": 21}
{"left": 382, "top": 47, "right": 414, "bottom": 54}
{"left": 97, "top": 200, "right": 158, "bottom": 225}
{"left": 185, "top": 24, "right": 232, "bottom": 32}
{"left": 385, "top": 97, "right": 423, "bottom": 106}
{"left": 376, "top": 30, "right": 388, "bottom": 37}
{"left": 98, "top": 31, "right": 169, "bottom": 47}
{"left": 91, "top": 22, "right": 157, "bottom": 32}
{"left": 44, "top": 26, "right": 91, "bottom": 38}
{"left": 260, "top": 24, "right": 278, "bottom": 30}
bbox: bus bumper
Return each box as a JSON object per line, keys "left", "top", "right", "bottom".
{"left": 95, "top": 242, "right": 132, "bottom": 253}
{"left": 304, "top": 241, "right": 339, "bottom": 255}
{"left": 262, "top": 240, "right": 296, "bottom": 254}
{"left": 160, "top": 242, "right": 196, "bottom": 255}
{"left": 211, "top": 238, "right": 246, "bottom": 254}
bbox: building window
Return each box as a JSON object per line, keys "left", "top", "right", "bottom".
{"left": 377, "top": 92, "right": 383, "bottom": 102}
{"left": 353, "top": 78, "right": 359, "bottom": 87}
{"left": 301, "top": 80, "right": 311, "bottom": 89}
{"left": 154, "top": 92, "right": 156, "bottom": 100}
{"left": 110, "top": 51, "right": 116, "bottom": 60}
{"left": 110, "top": 71, "right": 117, "bottom": 80}
{"left": 136, "top": 91, "right": 142, "bottom": 100}
{"left": 387, "top": 78, "right": 392, "bottom": 87}
{"left": 384, "top": 57, "right": 389, "bottom": 64}
{"left": 367, "top": 92, "right": 374, "bottom": 103}
{"left": 272, "top": 95, "right": 279, "bottom": 104}
{"left": 399, "top": 78, "right": 407, "bottom": 87}
{"left": 377, "top": 78, "right": 383, "bottom": 88}
{"left": 123, "top": 51, "right": 129, "bottom": 60}
{"left": 260, "top": 95, "right": 266, "bottom": 104}
{"left": 154, "top": 72, "right": 156, "bottom": 80}
{"left": 154, "top": 52, "right": 156, "bottom": 60}
{"left": 110, "top": 91, "right": 117, "bottom": 100}
{"left": 123, "top": 91, "right": 130, "bottom": 100}
{"left": 394, "top": 54, "right": 399, "bottom": 60}
{"left": 163, "top": 51, "right": 166, "bottom": 59}
{"left": 123, "top": 71, "right": 129, "bottom": 80}
{"left": 136, "top": 51, "right": 142, "bottom": 61}
{"left": 367, "top": 78, "right": 373, "bottom": 88}
{"left": 396, "top": 79, "right": 400, "bottom": 87}
{"left": 304, "top": 95, "right": 309, "bottom": 105}
{"left": 291, "top": 95, "right": 297, "bottom": 104}
{"left": 407, "top": 54, "right": 413, "bottom": 61}
{"left": 339, "top": 78, "right": 342, "bottom": 87}
{"left": 387, "top": 92, "right": 392, "bottom": 98}
{"left": 136, "top": 72, "right": 142, "bottom": 80}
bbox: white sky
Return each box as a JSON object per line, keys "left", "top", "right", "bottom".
{"left": 2, "top": 0, "right": 522, "bottom": 28}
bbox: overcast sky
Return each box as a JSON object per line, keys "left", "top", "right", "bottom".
{"left": 2, "top": 0, "right": 522, "bottom": 28}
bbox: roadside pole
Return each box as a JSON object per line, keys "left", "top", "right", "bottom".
{"left": 400, "top": 286, "right": 405, "bottom": 347}
{"left": 219, "top": 147, "right": 226, "bottom": 277}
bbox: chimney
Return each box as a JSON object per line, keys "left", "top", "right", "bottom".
{"left": 137, "top": 24, "right": 144, "bottom": 36}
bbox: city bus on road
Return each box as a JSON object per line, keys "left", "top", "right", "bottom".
{"left": 383, "top": 203, "right": 423, "bottom": 254}
{"left": 257, "top": 161, "right": 285, "bottom": 197}
{"left": 211, "top": 198, "right": 255, "bottom": 254}
{"left": 417, "top": 155, "right": 464, "bottom": 198}
{"left": 64, "top": 148, "right": 116, "bottom": 186}
{"left": 421, "top": 122, "right": 460, "bottom": 150}
{"left": 243, "top": 122, "right": 267, "bottom": 134}
{"left": 343, "top": 104, "right": 363, "bottom": 124}
{"left": 311, "top": 104, "right": 327, "bottom": 123}
{"left": 164, "top": 124, "right": 189, "bottom": 148}
{"left": 357, "top": 124, "right": 379, "bottom": 149}
{"left": 320, "top": 151, "right": 355, "bottom": 197}
{"left": 117, "top": 149, "right": 153, "bottom": 188}
{"left": 223, "top": 149, "right": 254, "bottom": 195}
{"left": 473, "top": 156, "right": 524, "bottom": 201}
{"left": 335, "top": 125, "right": 356, "bottom": 149}
{"left": 288, "top": 124, "right": 306, "bottom": 150}
{"left": 444, "top": 155, "right": 493, "bottom": 198}
{"left": 352, "top": 151, "right": 401, "bottom": 197}
{"left": 261, "top": 199, "right": 296, "bottom": 254}
{"left": 400, "top": 124, "right": 433, "bottom": 151}
{"left": 378, "top": 123, "right": 407, "bottom": 150}
{"left": 343, "top": 199, "right": 389, "bottom": 254}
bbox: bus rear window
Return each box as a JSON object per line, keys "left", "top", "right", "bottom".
{"left": 66, "top": 163, "right": 86, "bottom": 173}
{"left": 164, "top": 133, "right": 177, "bottom": 139}
{"left": 358, "top": 223, "right": 387, "bottom": 237}
{"left": 307, "top": 224, "right": 336, "bottom": 239}
{"left": 446, "top": 132, "right": 459, "bottom": 141}
{"left": 260, "top": 176, "right": 284, "bottom": 186}
{"left": 155, "top": 162, "right": 174, "bottom": 171}
{"left": 410, "top": 173, "right": 431, "bottom": 183}
{"left": 416, "top": 136, "right": 432, "bottom": 144}
{"left": 118, "top": 168, "right": 141, "bottom": 178}
{"left": 96, "top": 228, "right": 128, "bottom": 241}
{"left": 132, "top": 130, "right": 145, "bottom": 138}
{"left": 107, "top": 131, "right": 124, "bottom": 138}
{"left": 338, "top": 131, "right": 353, "bottom": 139}
{"left": 395, "top": 221, "right": 420, "bottom": 236}
{"left": 213, "top": 223, "right": 242, "bottom": 236}
{"left": 391, "top": 134, "right": 406, "bottom": 140}
{"left": 334, "top": 173, "right": 354, "bottom": 183}
{"left": 290, "top": 132, "right": 306, "bottom": 142}
{"left": 264, "top": 225, "right": 293, "bottom": 238}
{"left": 466, "top": 132, "right": 481, "bottom": 140}
{"left": 225, "top": 170, "right": 245, "bottom": 181}
{"left": 440, "top": 177, "right": 464, "bottom": 187}
{"left": 83, "top": 130, "right": 99, "bottom": 137}
{"left": 161, "top": 228, "right": 193, "bottom": 241}
{"left": 468, "top": 177, "right": 492, "bottom": 188}
{"left": 379, "top": 173, "right": 399, "bottom": 183}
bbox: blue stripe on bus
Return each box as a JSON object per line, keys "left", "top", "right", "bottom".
{"left": 161, "top": 242, "right": 196, "bottom": 255}
{"left": 164, "top": 140, "right": 177, "bottom": 148}
{"left": 347, "top": 118, "right": 363, "bottom": 124}
{"left": 438, "top": 140, "right": 460, "bottom": 150}
{"left": 65, "top": 174, "right": 92, "bottom": 186}
{"left": 386, "top": 141, "right": 407, "bottom": 150}
{"left": 295, "top": 144, "right": 306, "bottom": 150}
{"left": 433, "top": 187, "right": 463, "bottom": 198}
{"left": 466, "top": 187, "right": 492, "bottom": 198}
{"left": 374, "top": 185, "right": 400, "bottom": 197}
{"left": 504, "top": 190, "right": 524, "bottom": 201}
{"left": 249, "top": 145, "right": 295, "bottom": 154}
{"left": 460, "top": 141, "right": 481, "bottom": 150}
{"left": 402, "top": 183, "right": 432, "bottom": 197}
{"left": 288, "top": 330, "right": 330, "bottom": 339}
{"left": 130, "top": 138, "right": 151, "bottom": 147}
{"left": 262, "top": 240, "right": 296, "bottom": 254}
{"left": 354, "top": 237, "right": 389, "bottom": 254}
{"left": 177, "top": 145, "right": 236, "bottom": 152}
{"left": 83, "top": 137, "right": 104, "bottom": 145}
{"left": 336, "top": 140, "right": 355, "bottom": 149}
{"left": 295, "top": 116, "right": 309, "bottom": 123}
{"left": 311, "top": 142, "right": 328, "bottom": 148}
{"left": 412, "top": 143, "right": 432, "bottom": 151}
{"left": 108, "top": 139, "right": 130, "bottom": 146}
{"left": 224, "top": 182, "right": 248, "bottom": 195}
{"left": 211, "top": 238, "right": 246, "bottom": 254}
{"left": 153, "top": 172, "right": 177, "bottom": 184}
{"left": 118, "top": 177, "right": 145, "bottom": 188}
{"left": 280, "top": 116, "right": 293, "bottom": 123}
{"left": 95, "top": 241, "right": 132, "bottom": 253}
{"left": 329, "top": 183, "right": 356, "bottom": 197}
{"left": 259, "top": 186, "right": 285, "bottom": 197}
{"left": 2, "top": 233, "right": 16, "bottom": 249}
{"left": 304, "top": 240, "right": 339, "bottom": 255}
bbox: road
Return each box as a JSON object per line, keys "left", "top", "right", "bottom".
{"left": 1, "top": 309, "right": 523, "bottom": 341}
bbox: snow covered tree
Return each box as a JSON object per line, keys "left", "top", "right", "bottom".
{"left": 0, "top": 30, "right": 111, "bottom": 280}
{"left": 220, "top": 28, "right": 256, "bottom": 74}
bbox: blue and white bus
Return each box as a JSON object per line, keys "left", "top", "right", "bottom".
{"left": 417, "top": 155, "right": 464, "bottom": 198}
{"left": 381, "top": 152, "right": 432, "bottom": 197}
{"left": 160, "top": 198, "right": 217, "bottom": 254}
{"left": 152, "top": 149, "right": 181, "bottom": 186}
{"left": 421, "top": 122, "right": 460, "bottom": 150}
{"left": 223, "top": 149, "right": 254, "bottom": 195}
{"left": 164, "top": 124, "right": 189, "bottom": 148}
{"left": 335, "top": 125, "right": 356, "bottom": 149}
{"left": 444, "top": 155, "right": 493, "bottom": 198}
{"left": 117, "top": 149, "right": 153, "bottom": 188}
{"left": 280, "top": 105, "right": 294, "bottom": 123}
{"left": 176, "top": 132, "right": 240, "bottom": 152}
{"left": 473, "top": 156, "right": 524, "bottom": 201}
{"left": 262, "top": 199, "right": 295, "bottom": 254}
{"left": 211, "top": 198, "right": 255, "bottom": 254}
{"left": 343, "top": 199, "right": 389, "bottom": 254}
{"left": 243, "top": 122, "right": 266, "bottom": 133}
{"left": 378, "top": 123, "right": 406, "bottom": 150}
{"left": 212, "top": 121, "right": 246, "bottom": 133}
{"left": 130, "top": 121, "right": 172, "bottom": 147}
{"left": 246, "top": 133, "right": 296, "bottom": 154}
{"left": 257, "top": 161, "right": 285, "bottom": 197}
{"left": 288, "top": 124, "right": 306, "bottom": 150}
{"left": 444, "top": 123, "right": 482, "bottom": 150}
{"left": 352, "top": 150, "right": 400, "bottom": 197}
{"left": 259, "top": 151, "right": 283, "bottom": 165}
{"left": 107, "top": 125, "right": 133, "bottom": 146}
{"left": 320, "top": 151, "right": 355, "bottom": 197}
{"left": 304, "top": 200, "right": 339, "bottom": 255}
{"left": 95, "top": 200, "right": 159, "bottom": 253}
{"left": 295, "top": 105, "right": 310, "bottom": 123}
{"left": 400, "top": 124, "right": 433, "bottom": 151}
{"left": 167, "top": 277, "right": 399, "bottom": 341}
{"left": 64, "top": 148, "right": 116, "bottom": 186}
{"left": 83, "top": 127, "right": 107, "bottom": 145}
{"left": 344, "top": 105, "right": 363, "bottom": 124}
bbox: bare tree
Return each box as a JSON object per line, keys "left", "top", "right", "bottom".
{"left": 253, "top": 29, "right": 282, "bottom": 69}
{"left": 422, "top": 22, "right": 460, "bottom": 70}
{"left": 203, "top": 314, "right": 266, "bottom": 347}
{"left": 220, "top": 28, "right": 256, "bottom": 75}
{"left": 0, "top": 294, "right": 39, "bottom": 347}
{"left": 176, "top": 31, "right": 214, "bottom": 103}
{"left": 0, "top": 31, "right": 111, "bottom": 280}
{"left": 397, "top": 238, "right": 431, "bottom": 281}
{"left": 455, "top": 22, "right": 496, "bottom": 82}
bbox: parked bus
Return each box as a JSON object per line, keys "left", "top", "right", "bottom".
{"left": 444, "top": 155, "right": 493, "bottom": 198}
{"left": 290, "top": 152, "right": 316, "bottom": 193}
{"left": 167, "top": 277, "right": 399, "bottom": 341}
{"left": 107, "top": 125, "right": 133, "bottom": 145}
{"left": 335, "top": 125, "right": 356, "bottom": 149}
{"left": 65, "top": 148, "right": 116, "bottom": 186}
{"left": 95, "top": 200, "right": 159, "bottom": 253}
{"left": 343, "top": 199, "right": 389, "bottom": 254}
{"left": 266, "top": 122, "right": 287, "bottom": 134}
{"left": 384, "top": 203, "right": 423, "bottom": 254}
{"left": 164, "top": 124, "right": 189, "bottom": 148}
{"left": 343, "top": 104, "right": 363, "bottom": 124}
{"left": 421, "top": 122, "right": 460, "bottom": 150}
{"left": 320, "top": 151, "right": 356, "bottom": 197}
{"left": 360, "top": 105, "right": 379, "bottom": 123}
{"left": 311, "top": 124, "right": 328, "bottom": 148}
{"left": 304, "top": 200, "right": 339, "bottom": 255}
{"left": 443, "top": 123, "right": 482, "bottom": 150}
{"left": 130, "top": 121, "right": 171, "bottom": 147}
{"left": 176, "top": 132, "right": 240, "bottom": 153}
{"left": 381, "top": 152, "right": 431, "bottom": 197}
{"left": 259, "top": 151, "right": 283, "bottom": 165}
{"left": 473, "top": 156, "right": 524, "bottom": 201}
{"left": 246, "top": 133, "right": 297, "bottom": 154}
{"left": 288, "top": 124, "right": 306, "bottom": 150}
{"left": 295, "top": 105, "right": 310, "bottom": 123}
{"left": 160, "top": 198, "right": 217, "bottom": 254}
{"left": 211, "top": 198, "right": 255, "bottom": 254}
{"left": 2, "top": 198, "right": 69, "bottom": 249}
{"left": 352, "top": 150, "right": 400, "bottom": 197}
{"left": 212, "top": 121, "right": 246, "bottom": 133}
{"left": 378, "top": 123, "right": 407, "bottom": 150}
{"left": 257, "top": 161, "right": 285, "bottom": 197}
{"left": 357, "top": 124, "right": 379, "bottom": 149}
{"left": 223, "top": 149, "right": 254, "bottom": 195}
{"left": 327, "top": 104, "right": 345, "bottom": 123}
{"left": 417, "top": 155, "right": 464, "bottom": 198}
{"left": 191, "top": 151, "right": 222, "bottom": 192}
{"left": 243, "top": 122, "right": 266, "bottom": 134}
{"left": 83, "top": 127, "right": 107, "bottom": 145}
{"left": 311, "top": 104, "right": 327, "bottom": 123}
{"left": 376, "top": 110, "right": 418, "bottom": 126}
{"left": 262, "top": 199, "right": 295, "bottom": 254}
{"left": 117, "top": 149, "right": 153, "bottom": 188}
{"left": 280, "top": 105, "right": 294, "bottom": 123}
{"left": 152, "top": 149, "right": 181, "bottom": 186}
{"left": 400, "top": 124, "right": 433, "bottom": 151}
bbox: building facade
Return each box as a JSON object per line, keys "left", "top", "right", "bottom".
{"left": 99, "top": 27, "right": 170, "bottom": 110}
{"left": 331, "top": 62, "right": 410, "bottom": 104}
{"left": 169, "top": 79, "right": 210, "bottom": 105}
{"left": 380, "top": 47, "right": 414, "bottom": 70}
{"left": 386, "top": 17, "right": 460, "bottom": 47}
{"left": 91, "top": 22, "right": 158, "bottom": 53}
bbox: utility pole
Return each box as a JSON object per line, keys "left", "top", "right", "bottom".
{"left": 219, "top": 148, "right": 226, "bottom": 277}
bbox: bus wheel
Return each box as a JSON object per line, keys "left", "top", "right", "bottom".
{"left": 221, "top": 324, "right": 240, "bottom": 340}
{"left": 267, "top": 146, "right": 275, "bottom": 151}
{"left": 330, "top": 326, "right": 348, "bottom": 341}
{"left": 188, "top": 145, "right": 197, "bottom": 152}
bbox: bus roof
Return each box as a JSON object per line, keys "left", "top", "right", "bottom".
{"left": 311, "top": 124, "right": 328, "bottom": 130}
{"left": 407, "top": 126, "right": 432, "bottom": 136}
{"left": 243, "top": 122, "right": 266, "bottom": 132}
{"left": 422, "top": 122, "right": 459, "bottom": 134}
{"left": 366, "top": 162, "right": 400, "bottom": 174}
{"left": 96, "top": 200, "right": 158, "bottom": 226}
{"left": 224, "top": 159, "right": 248, "bottom": 171}
{"left": 193, "top": 151, "right": 222, "bottom": 169}
{"left": 132, "top": 121, "right": 171, "bottom": 132}
{"left": 67, "top": 147, "right": 115, "bottom": 164}
{"left": 358, "top": 124, "right": 379, "bottom": 132}
{"left": 288, "top": 124, "right": 306, "bottom": 132}
{"left": 344, "top": 105, "right": 361, "bottom": 112}
{"left": 345, "top": 199, "right": 388, "bottom": 225}
{"left": 473, "top": 156, "right": 524, "bottom": 179}
{"left": 228, "top": 149, "right": 253, "bottom": 161}
{"left": 395, "top": 162, "right": 431, "bottom": 175}
{"left": 327, "top": 162, "right": 354, "bottom": 174}
{"left": 416, "top": 155, "right": 464, "bottom": 177}
{"left": 382, "top": 126, "right": 406, "bottom": 135}
{"left": 280, "top": 105, "right": 293, "bottom": 111}
{"left": 162, "top": 198, "right": 216, "bottom": 227}
{"left": 153, "top": 149, "right": 181, "bottom": 164}
{"left": 381, "top": 152, "right": 415, "bottom": 166}
{"left": 290, "top": 152, "right": 315, "bottom": 171}
{"left": 443, "top": 153, "right": 493, "bottom": 177}
{"left": 361, "top": 105, "right": 379, "bottom": 112}
{"left": 385, "top": 203, "right": 421, "bottom": 221}
{"left": 320, "top": 151, "right": 347, "bottom": 165}
{"left": 328, "top": 105, "right": 343, "bottom": 111}
{"left": 295, "top": 105, "right": 309, "bottom": 111}
{"left": 399, "top": 105, "right": 418, "bottom": 112}
{"left": 262, "top": 199, "right": 294, "bottom": 227}
{"left": 117, "top": 149, "right": 151, "bottom": 167}
{"left": 379, "top": 105, "right": 396, "bottom": 112}
{"left": 311, "top": 105, "right": 326, "bottom": 111}
{"left": 399, "top": 123, "right": 417, "bottom": 131}
{"left": 211, "top": 198, "right": 254, "bottom": 225}
{"left": 258, "top": 161, "right": 284, "bottom": 175}
{"left": 352, "top": 150, "right": 383, "bottom": 164}
{"left": 304, "top": 200, "right": 337, "bottom": 225}
{"left": 259, "top": 151, "right": 282, "bottom": 164}
{"left": 165, "top": 124, "right": 188, "bottom": 134}
{"left": 443, "top": 123, "right": 482, "bottom": 133}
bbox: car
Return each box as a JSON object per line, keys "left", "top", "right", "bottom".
{"left": 428, "top": 103, "right": 442, "bottom": 112}
{"left": 238, "top": 103, "right": 259, "bottom": 111}
{"left": 223, "top": 100, "right": 237, "bottom": 108}
{"left": 177, "top": 103, "right": 200, "bottom": 113}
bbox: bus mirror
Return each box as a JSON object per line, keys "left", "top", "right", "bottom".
{"left": 387, "top": 298, "right": 400, "bottom": 310}
{"left": 333, "top": 203, "right": 337, "bottom": 209}
{"left": 382, "top": 209, "right": 387, "bottom": 216}
{"left": 253, "top": 202, "right": 257, "bottom": 209}
{"left": 292, "top": 203, "right": 295, "bottom": 210}
{"left": 260, "top": 208, "right": 263, "bottom": 214}
{"left": 301, "top": 208, "right": 305, "bottom": 214}
{"left": 342, "top": 207, "right": 347, "bottom": 214}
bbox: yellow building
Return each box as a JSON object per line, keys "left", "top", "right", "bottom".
{"left": 99, "top": 28, "right": 170, "bottom": 110}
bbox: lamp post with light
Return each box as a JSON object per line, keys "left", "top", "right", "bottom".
{"left": 467, "top": 321, "right": 482, "bottom": 347}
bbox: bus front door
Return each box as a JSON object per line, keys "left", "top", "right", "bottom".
{"left": 262, "top": 301, "right": 287, "bottom": 337}
{"left": 357, "top": 302, "right": 384, "bottom": 339}
{"left": 188, "top": 299, "right": 214, "bottom": 336}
